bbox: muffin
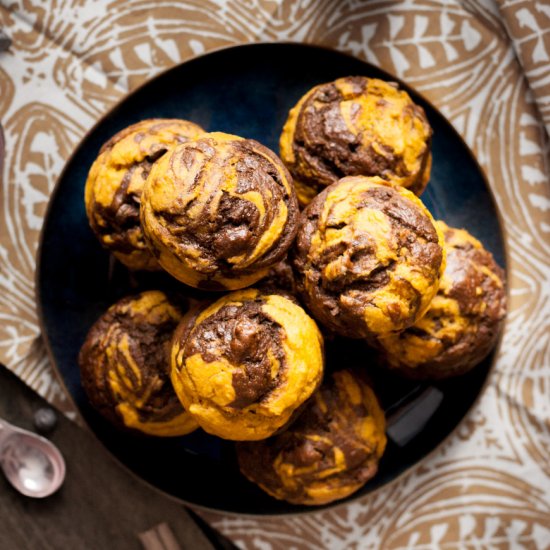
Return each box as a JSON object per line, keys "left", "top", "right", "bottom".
{"left": 377, "top": 222, "right": 507, "bottom": 378}
{"left": 170, "top": 288, "right": 324, "bottom": 440}
{"left": 257, "top": 255, "right": 297, "bottom": 296}
{"left": 237, "top": 369, "right": 387, "bottom": 505}
{"left": 292, "top": 176, "right": 445, "bottom": 340}
{"left": 141, "top": 132, "right": 299, "bottom": 290}
{"left": 85, "top": 118, "right": 204, "bottom": 270}
{"left": 78, "top": 291, "right": 198, "bottom": 436}
{"left": 280, "top": 76, "right": 432, "bottom": 206}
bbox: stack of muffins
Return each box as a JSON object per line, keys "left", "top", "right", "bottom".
{"left": 79, "top": 78, "right": 506, "bottom": 506}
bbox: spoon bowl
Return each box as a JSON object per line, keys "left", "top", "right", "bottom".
{"left": 0, "top": 418, "right": 65, "bottom": 498}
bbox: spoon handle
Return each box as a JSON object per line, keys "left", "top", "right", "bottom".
{"left": 0, "top": 418, "right": 13, "bottom": 442}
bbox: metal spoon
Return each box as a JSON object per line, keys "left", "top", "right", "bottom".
{"left": 0, "top": 417, "right": 65, "bottom": 498}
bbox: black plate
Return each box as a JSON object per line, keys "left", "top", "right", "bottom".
{"left": 37, "top": 43, "right": 506, "bottom": 515}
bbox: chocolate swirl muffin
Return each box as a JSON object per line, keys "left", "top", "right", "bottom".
{"left": 78, "top": 291, "right": 198, "bottom": 436}
{"left": 237, "top": 369, "right": 387, "bottom": 505}
{"left": 377, "top": 222, "right": 507, "bottom": 379}
{"left": 170, "top": 288, "right": 324, "bottom": 440}
{"left": 292, "top": 176, "right": 445, "bottom": 340}
{"left": 257, "top": 255, "right": 297, "bottom": 296}
{"left": 280, "top": 77, "right": 432, "bottom": 206}
{"left": 85, "top": 118, "right": 205, "bottom": 270}
{"left": 141, "top": 132, "right": 299, "bottom": 290}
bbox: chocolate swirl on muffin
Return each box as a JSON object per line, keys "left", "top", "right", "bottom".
{"left": 78, "top": 291, "right": 198, "bottom": 436}
{"left": 237, "top": 369, "right": 387, "bottom": 505}
{"left": 292, "top": 176, "right": 445, "bottom": 340}
{"left": 377, "top": 221, "right": 506, "bottom": 378}
{"left": 170, "top": 288, "right": 324, "bottom": 440}
{"left": 85, "top": 118, "right": 205, "bottom": 271}
{"left": 257, "top": 255, "right": 298, "bottom": 296}
{"left": 141, "top": 132, "right": 299, "bottom": 290}
{"left": 280, "top": 77, "right": 432, "bottom": 206}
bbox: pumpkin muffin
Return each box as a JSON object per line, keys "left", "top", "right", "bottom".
{"left": 141, "top": 132, "right": 299, "bottom": 290}
{"left": 257, "top": 255, "right": 297, "bottom": 296}
{"left": 170, "top": 288, "right": 324, "bottom": 440}
{"left": 78, "top": 291, "right": 198, "bottom": 436}
{"left": 237, "top": 369, "right": 387, "bottom": 505}
{"left": 292, "top": 176, "right": 445, "bottom": 340}
{"left": 377, "top": 222, "right": 507, "bottom": 379}
{"left": 85, "top": 118, "right": 205, "bottom": 270}
{"left": 280, "top": 76, "right": 432, "bottom": 206}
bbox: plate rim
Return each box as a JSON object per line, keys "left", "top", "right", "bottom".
{"left": 35, "top": 40, "right": 510, "bottom": 517}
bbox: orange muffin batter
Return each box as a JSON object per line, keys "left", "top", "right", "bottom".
{"left": 280, "top": 77, "right": 432, "bottom": 206}
{"left": 78, "top": 291, "right": 198, "bottom": 436}
{"left": 170, "top": 289, "right": 324, "bottom": 440}
{"left": 237, "top": 369, "right": 387, "bottom": 505}
{"left": 85, "top": 118, "right": 204, "bottom": 270}
{"left": 378, "top": 222, "right": 507, "bottom": 378}
{"left": 292, "top": 176, "right": 445, "bottom": 340}
{"left": 141, "top": 132, "right": 299, "bottom": 290}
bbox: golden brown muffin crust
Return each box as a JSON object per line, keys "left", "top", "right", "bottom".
{"left": 78, "top": 291, "right": 198, "bottom": 436}
{"left": 141, "top": 132, "right": 299, "bottom": 290}
{"left": 84, "top": 118, "right": 204, "bottom": 270}
{"left": 292, "top": 176, "right": 445, "bottom": 339}
{"left": 170, "top": 288, "right": 324, "bottom": 440}
{"left": 237, "top": 369, "right": 387, "bottom": 505}
{"left": 280, "top": 77, "right": 432, "bottom": 206}
{"left": 378, "top": 222, "right": 507, "bottom": 378}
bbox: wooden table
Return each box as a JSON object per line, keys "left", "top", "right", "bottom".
{"left": 0, "top": 365, "right": 219, "bottom": 550}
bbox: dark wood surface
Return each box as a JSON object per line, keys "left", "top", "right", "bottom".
{"left": 0, "top": 364, "right": 215, "bottom": 550}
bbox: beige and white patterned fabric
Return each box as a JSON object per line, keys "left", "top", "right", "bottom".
{"left": 1, "top": 1, "right": 549, "bottom": 548}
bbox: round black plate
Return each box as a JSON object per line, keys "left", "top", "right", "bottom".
{"left": 37, "top": 43, "right": 506, "bottom": 515}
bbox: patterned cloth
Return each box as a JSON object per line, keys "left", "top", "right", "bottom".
{"left": 1, "top": 1, "right": 549, "bottom": 548}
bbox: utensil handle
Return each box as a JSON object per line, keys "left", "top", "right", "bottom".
{"left": 385, "top": 386, "right": 444, "bottom": 447}
{"left": 139, "top": 523, "right": 182, "bottom": 550}
{"left": 0, "top": 417, "right": 13, "bottom": 444}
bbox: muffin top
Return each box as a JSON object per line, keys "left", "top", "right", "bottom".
{"left": 292, "top": 176, "right": 445, "bottom": 339}
{"left": 280, "top": 77, "right": 432, "bottom": 206}
{"left": 377, "top": 221, "right": 507, "bottom": 378}
{"left": 84, "top": 118, "right": 204, "bottom": 270}
{"left": 170, "top": 288, "right": 324, "bottom": 440}
{"left": 78, "top": 290, "right": 198, "bottom": 436}
{"left": 256, "top": 255, "right": 298, "bottom": 296}
{"left": 237, "top": 369, "right": 387, "bottom": 505}
{"left": 141, "top": 132, "right": 299, "bottom": 290}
